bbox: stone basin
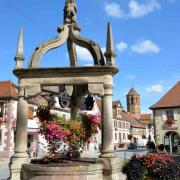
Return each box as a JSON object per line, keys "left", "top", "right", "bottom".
{"left": 21, "top": 158, "right": 125, "bottom": 180}
{"left": 21, "top": 159, "right": 102, "bottom": 180}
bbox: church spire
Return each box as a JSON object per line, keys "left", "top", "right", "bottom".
{"left": 104, "top": 22, "right": 116, "bottom": 66}
{"left": 14, "top": 28, "right": 25, "bottom": 69}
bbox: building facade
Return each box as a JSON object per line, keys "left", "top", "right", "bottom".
{"left": 150, "top": 81, "right": 180, "bottom": 153}
{"left": 0, "top": 81, "right": 18, "bottom": 158}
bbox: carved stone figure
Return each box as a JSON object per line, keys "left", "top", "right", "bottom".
{"left": 64, "top": 0, "right": 77, "bottom": 24}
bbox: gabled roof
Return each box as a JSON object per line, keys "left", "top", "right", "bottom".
{"left": 127, "top": 88, "right": 139, "bottom": 95}
{"left": 113, "top": 100, "right": 123, "bottom": 109}
{"left": 96, "top": 99, "right": 123, "bottom": 111}
{"left": 150, "top": 81, "right": 180, "bottom": 109}
{"left": 0, "top": 80, "right": 18, "bottom": 99}
{"left": 121, "top": 111, "right": 146, "bottom": 129}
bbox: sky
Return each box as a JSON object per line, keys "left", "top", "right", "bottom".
{"left": 0, "top": 0, "right": 180, "bottom": 113}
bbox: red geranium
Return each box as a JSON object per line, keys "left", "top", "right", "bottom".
{"left": 37, "top": 106, "right": 101, "bottom": 158}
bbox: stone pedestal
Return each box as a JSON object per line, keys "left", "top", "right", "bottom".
{"left": 8, "top": 154, "right": 30, "bottom": 180}
{"left": 98, "top": 158, "right": 126, "bottom": 180}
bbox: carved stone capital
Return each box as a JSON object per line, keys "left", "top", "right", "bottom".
{"left": 18, "top": 86, "right": 25, "bottom": 98}
{"left": 24, "top": 84, "right": 41, "bottom": 99}
{"left": 88, "top": 84, "right": 104, "bottom": 96}
{"left": 103, "top": 83, "right": 113, "bottom": 95}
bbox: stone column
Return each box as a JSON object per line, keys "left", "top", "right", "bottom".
{"left": 100, "top": 83, "right": 116, "bottom": 158}
{"left": 9, "top": 88, "right": 30, "bottom": 180}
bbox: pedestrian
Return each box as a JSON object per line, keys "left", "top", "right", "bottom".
{"left": 146, "top": 141, "right": 157, "bottom": 153}
{"left": 31, "top": 141, "right": 38, "bottom": 157}
{"left": 157, "top": 144, "right": 166, "bottom": 153}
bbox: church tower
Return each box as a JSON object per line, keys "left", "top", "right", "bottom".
{"left": 126, "top": 88, "right": 141, "bottom": 115}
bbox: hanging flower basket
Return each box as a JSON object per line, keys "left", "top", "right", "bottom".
{"left": 165, "top": 118, "right": 175, "bottom": 126}
{"left": 36, "top": 106, "right": 101, "bottom": 160}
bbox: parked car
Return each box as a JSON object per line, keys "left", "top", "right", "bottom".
{"left": 128, "top": 143, "right": 137, "bottom": 149}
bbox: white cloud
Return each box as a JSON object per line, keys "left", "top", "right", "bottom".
{"left": 105, "top": 3, "right": 125, "bottom": 18}
{"left": 146, "top": 84, "right": 163, "bottom": 93}
{"left": 76, "top": 46, "right": 93, "bottom": 61}
{"left": 116, "top": 42, "right": 128, "bottom": 52}
{"left": 129, "top": 0, "right": 161, "bottom": 18}
{"left": 131, "top": 40, "right": 160, "bottom": 54}
{"left": 126, "top": 74, "right": 136, "bottom": 80}
{"left": 104, "top": 0, "right": 160, "bottom": 19}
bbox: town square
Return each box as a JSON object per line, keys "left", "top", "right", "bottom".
{"left": 0, "top": 0, "right": 180, "bottom": 179}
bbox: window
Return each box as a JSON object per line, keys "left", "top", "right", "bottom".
{"left": 0, "top": 102, "right": 4, "bottom": 118}
{"left": 123, "top": 133, "right": 126, "bottom": 140}
{"left": 126, "top": 123, "right": 129, "bottom": 129}
{"left": 117, "top": 109, "right": 121, "bottom": 117}
{"left": 131, "top": 97, "right": 134, "bottom": 104}
{"left": 0, "top": 129, "right": 2, "bottom": 145}
{"left": 119, "top": 121, "right": 122, "bottom": 128}
{"left": 119, "top": 133, "right": 121, "bottom": 141}
{"left": 166, "top": 110, "right": 174, "bottom": 120}
{"left": 115, "top": 132, "right": 117, "bottom": 140}
{"left": 123, "top": 122, "right": 125, "bottom": 128}
{"left": 114, "top": 120, "right": 117, "bottom": 128}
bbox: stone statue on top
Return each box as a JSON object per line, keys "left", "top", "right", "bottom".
{"left": 64, "top": 0, "right": 77, "bottom": 24}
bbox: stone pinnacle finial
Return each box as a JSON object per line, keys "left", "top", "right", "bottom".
{"left": 104, "top": 22, "right": 116, "bottom": 66}
{"left": 14, "top": 28, "right": 25, "bottom": 69}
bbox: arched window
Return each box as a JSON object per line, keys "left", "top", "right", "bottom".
{"left": 131, "top": 97, "right": 134, "bottom": 104}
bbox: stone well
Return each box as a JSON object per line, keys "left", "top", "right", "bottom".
{"left": 21, "top": 158, "right": 124, "bottom": 180}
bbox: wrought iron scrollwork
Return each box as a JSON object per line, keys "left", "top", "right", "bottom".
{"left": 59, "top": 90, "right": 71, "bottom": 108}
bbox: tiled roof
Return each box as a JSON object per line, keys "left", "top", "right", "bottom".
{"left": 121, "top": 111, "right": 146, "bottom": 128}
{"left": 127, "top": 88, "right": 139, "bottom": 95}
{"left": 150, "top": 81, "right": 180, "bottom": 109}
{"left": 0, "top": 80, "right": 18, "bottom": 99}
{"left": 138, "top": 114, "right": 152, "bottom": 121}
